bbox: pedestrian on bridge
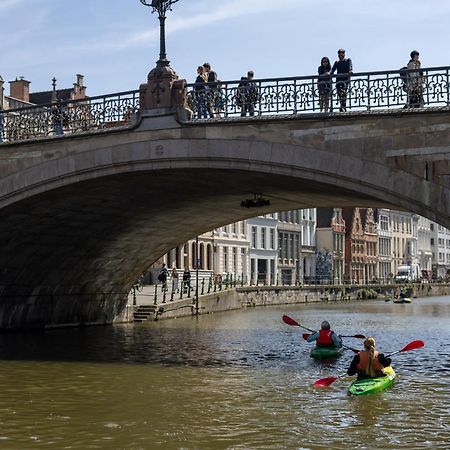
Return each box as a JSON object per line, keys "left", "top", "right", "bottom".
{"left": 406, "top": 50, "right": 424, "bottom": 108}
{"left": 237, "top": 70, "right": 257, "bottom": 117}
{"left": 194, "top": 66, "right": 208, "bottom": 119}
{"left": 318, "top": 57, "right": 332, "bottom": 112}
{"left": 203, "top": 62, "right": 218, "bottom": 118}
{"left": 331, "top": 49, "right": 353, "bottom": 112}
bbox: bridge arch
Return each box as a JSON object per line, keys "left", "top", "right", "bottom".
{"left": 0, "top": 110, "right": 449, "bottom": 329}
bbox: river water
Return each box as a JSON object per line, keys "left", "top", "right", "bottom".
{"left": 0, "top": 295, "right": 449, "bottom": 450}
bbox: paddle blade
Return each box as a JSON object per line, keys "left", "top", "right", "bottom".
{"left": 302, "top": 333, "right": 310, "bottom": 340}
{"left": 401, "top": 340, "right": 425, "bottom": 352}
{"left": 314, "top": 376, "right": 338, "bottom": 387}
{"left": 282, "top": 315, "right": 299, "bottom": 327}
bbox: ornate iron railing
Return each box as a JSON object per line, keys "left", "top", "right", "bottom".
{"left": 0, "top": 90, "right": 140, "bottom": 143}
{"left": 1, "top": 66, "right": 449, "bottom": 144}
{"left": 186, "top": 65, "right": 450, "bottom": 119}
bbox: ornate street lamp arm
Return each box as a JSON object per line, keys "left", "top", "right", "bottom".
{"left": 140, "top": 0, "right": 179, "bottom": 15}
{"left": 139, "top": 0, "right": 179, "bottom": 64}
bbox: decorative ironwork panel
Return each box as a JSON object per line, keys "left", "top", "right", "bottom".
{"left": 0, "top": 91, "right": 140, "bottom": 144}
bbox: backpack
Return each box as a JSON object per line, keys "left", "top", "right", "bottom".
{"left": 399, "top": 66, "right": 409, "bottom": 91}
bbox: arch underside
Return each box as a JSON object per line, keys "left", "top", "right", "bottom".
{"left": 0, "top": 162, "right": 440, "bottom": 330}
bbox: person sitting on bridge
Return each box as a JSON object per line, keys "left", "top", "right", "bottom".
{"left": 306, "top": 320, "right": 343, "bottom": 348}
{"left": 347, "top": 337, "right": 391, "bottom": 379}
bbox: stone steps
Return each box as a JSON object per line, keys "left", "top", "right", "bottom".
{"left": 133, "top": 304, "right": 157, "bottom": 322}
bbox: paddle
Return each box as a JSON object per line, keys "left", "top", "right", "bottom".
{"left": 302, "top": 332, "right": 366, "bottom": 340}
{"left": 313, "top": 339, "right": 425, "bottom": 387}
{"left": 282, "top": 315, "right": 314, "bottom": 332}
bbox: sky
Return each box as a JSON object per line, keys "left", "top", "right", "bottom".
{"left": 1, "top": 0, "right": 449, "bottom": 97}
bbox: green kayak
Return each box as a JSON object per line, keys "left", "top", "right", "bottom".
{"left": 348, "top": 366, "right": 396, "bottom": 395}
{"left": 310, "top": 346, "right": 344, "bottom": 359}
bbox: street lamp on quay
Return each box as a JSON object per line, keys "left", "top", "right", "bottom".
{"left": 139, "top": 0, "right": 179, "bottom": 67}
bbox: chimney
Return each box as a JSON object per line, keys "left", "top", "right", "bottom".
{"left": 9, "top": 77, "right": 30, "bottom": 102}
{"left": 73, "top": 74, "right": 86, "bottom": 99}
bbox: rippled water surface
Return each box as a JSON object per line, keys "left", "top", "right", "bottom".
{"left": 0, "top": 296, "right": 449, "bottom": 449}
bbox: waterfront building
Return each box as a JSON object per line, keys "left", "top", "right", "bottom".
{"left": 417, "top": 216, "right": 433, "bottom": 279}
{"left": 300, "top": 208, "right": 317, "bottom": 283}
{"left": 316, "top": 208, "right": 346, "bottom": 284}
{"left": 430, "top": 222, "right": 450, "bottom": 280}
{"left": 277, "top": 210, "right": 302, "bottom": 285}
{"left": 377, "top": 208, "right": 393, "bottom": 282}
{"left": 248, "top": 214, "right": 278, "bottom": 285}
{"left": 390, "top": 210, "right": 419, "bottom": 275}
{"left": 343, "top": 208, "right": 378, "bottom": 284}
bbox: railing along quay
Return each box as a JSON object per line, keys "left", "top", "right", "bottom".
{"left": 1, "top": 66, "right": 449, "bottom": 144}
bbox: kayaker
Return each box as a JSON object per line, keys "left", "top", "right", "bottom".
{"left": 347, "top": 337, "right": 392, "bottom": 379}
{"left": 306, "top": 321, "right": 343, "bottom": 348}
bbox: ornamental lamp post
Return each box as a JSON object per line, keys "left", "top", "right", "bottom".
{"left": 139, "top": 0, "right": 179, "bottom": 68}
{"left": 139, "top": 0, "right": 187, "bottom": 111}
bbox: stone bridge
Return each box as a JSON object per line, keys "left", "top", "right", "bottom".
{"left": 0, "top": 107, "right": 449, "bottom": 329}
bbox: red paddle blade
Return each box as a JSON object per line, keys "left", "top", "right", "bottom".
{"left": 314, "top": 376, "right": 338, "bottom": 387}
{"left": 302, "top": 333, "right": 310, "bottom": 340}
{"left": 282, "top": 315, "right": 299, "bottom": 326}
{"left": 353, "top": 334, "right": 366, "bottom": 339}
{"left": 401, "top": 340, "right": 425, "bottom": 352}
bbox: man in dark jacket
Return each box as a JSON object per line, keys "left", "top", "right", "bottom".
{"left": 237, "top": 70, "right": 257, "bottom": 117}
{"left": 203, "top": 62, "right": 218, "bottom": 118}
{"left": 331, "top": 49, "right": 353, "bottom": 112}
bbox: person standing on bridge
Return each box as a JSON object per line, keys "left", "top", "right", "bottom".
{"left": 194, "top": 66, "right": 208, "bottom": 119}
{"left": 331, "top": 49, "right": 353, "bottom": 112}
{"left": 406, "top": 50, "right": 424, "bottom": 108}
{"left": 237, "top": 71, "right": 257, "bottom": 117}
{"left": 318, "top": 57, "right": 332, "bottom": 112}
{"left": 203, "top": 62, "right": 218, "bottom": 118}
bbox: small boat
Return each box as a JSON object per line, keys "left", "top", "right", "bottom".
{"left": 393, "top": 297, "right": 412, "bottom": 304}
{"left": 310, "top": 345, "right": 344, "bottom": 359}
{"left": 348, "top": 366, "right": 396, "bottom": 396}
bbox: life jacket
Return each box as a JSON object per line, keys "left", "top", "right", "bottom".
{"left": 316, "top": 329, "right": 334, "bottom": 346}
{"left": 357, "top": 350, "right": 384, "bottom": 375}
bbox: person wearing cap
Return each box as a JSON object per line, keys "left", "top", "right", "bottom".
{"left": 331, "top": 48, "right": 353, "bottom": 112}
{"left": 406, "top": 50, "right": 424, "bottom": 108}
{"left": 306, "top": 320, "right": 343, "bottom": 348}
{"left": 203, "top": 62, "right": 218, "bottom": 118}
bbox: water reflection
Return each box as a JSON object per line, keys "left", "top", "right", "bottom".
{"left": 0, "top": 296, "right": 448, "bottom": 449}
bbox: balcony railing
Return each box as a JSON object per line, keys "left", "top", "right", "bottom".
{"left": 1, "top": 66, "right": 449, "bottom": 144}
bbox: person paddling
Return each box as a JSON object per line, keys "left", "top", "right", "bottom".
{"left": 347, "top": 337, "right": 392, "bottom": 379}
{"left": 306, "top": 321, "right": 343, "bottom": 348}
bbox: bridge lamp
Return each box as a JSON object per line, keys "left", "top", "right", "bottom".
{"left": 241, "top": 194, "right": 271, "bottom": 208}
{"left": 139, "top": 0, "right": 179, "bottom": 66}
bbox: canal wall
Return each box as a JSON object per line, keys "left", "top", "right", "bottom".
{"left": 135, "top": 283, "right": 450, "bottom": 322}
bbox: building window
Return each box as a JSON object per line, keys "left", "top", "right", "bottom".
{"left": 261, "top": 228, "right": 266, "bottom": 249}
{"left": 270, "top": 228, "right": 275, "bottom": 249}
{"left": 223, "top": 247, "right": 228, "bottom": 272}
{"left": 252, "top": 227, "right": 257, "bottom": 248}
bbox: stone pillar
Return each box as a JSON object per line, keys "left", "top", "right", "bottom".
{"left": 139, "top": 64, "right": 178, "bottom": 109}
